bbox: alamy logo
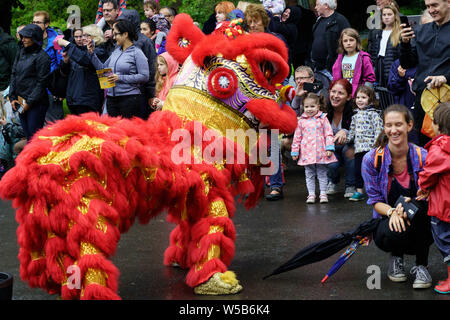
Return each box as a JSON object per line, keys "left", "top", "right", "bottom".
{"left": 66, "top": 265, "right": 81, "bottom": 289}
{"left": 366, "top": 265, "right": 381, "bottom": 290}
{"left": 66, "top": 5, "right": 81, "bottom": 29}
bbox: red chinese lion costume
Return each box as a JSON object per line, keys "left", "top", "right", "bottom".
{"left": 0, "top": 14, "right": 297, "bottom": 299}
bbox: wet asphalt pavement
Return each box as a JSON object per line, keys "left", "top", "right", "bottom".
{"left": 1, "top": 162, "right": 449, "bottom": 303}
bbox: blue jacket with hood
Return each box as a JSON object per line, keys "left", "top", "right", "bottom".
{"left": 44, "top": 27, "right": 63, "bottom": 72}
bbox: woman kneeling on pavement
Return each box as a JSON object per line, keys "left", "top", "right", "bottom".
{"left": 325, "top": 79, "right": 357, "bottom": 198}
{"left": 361, "top": 104, "right": 433, "bottom": 289}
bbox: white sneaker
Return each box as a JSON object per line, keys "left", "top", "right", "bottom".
{"left": 326, "top": 182, "right": 338, "bottom": 195}
{"left": 344, "top": 186, "right": 356, "bottom": 198}
{"left": 306, "top": 195, "right": 316, "bottom": 204}
{"left": 319, "top": 194, "right": 328, "bottom": 203}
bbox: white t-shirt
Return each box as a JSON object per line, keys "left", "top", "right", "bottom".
{"left": 378, "top": 29, "right": 392, "bottom": 57}
{"left": 342, "top": 53, "right": 359, "bottom": 84}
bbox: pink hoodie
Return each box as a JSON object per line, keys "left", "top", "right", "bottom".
{"left": 157, "top": 52, "right": 179, "bottom": 100}
{"left": 332, "top": 50, "right": 376, "bottom": 97}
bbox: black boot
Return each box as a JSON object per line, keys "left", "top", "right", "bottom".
{"left": 265, "top": 187, "right": 283, "bottom": 201}
{"left": 0, "top": 272, "right": 13, "bottom": 300}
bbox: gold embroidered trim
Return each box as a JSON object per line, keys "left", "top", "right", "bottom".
{"left": 208, "top": 225, "right": 224, "bottom": 234}
{"left": 85, "top": 120, "right": 110, "bottom": 133}
{"left": 201, "top": 173, "right": 211, "bottom": 195}
{"left": 96, "top": 215, "right": 108, "bottom": 234}
{"left": 30, "top": 250, "right": 45, "bottom": 261}
{"left": 80, "top": 242, "right": 101, "bottom": 257}
{"left": 164, "top": 86, "right": 259, "bottom": 155}
{"left": 84, "top": 268, "right": 107, "bottom": 287}
{"left": 209, "top": 200, "right": 228, "bottom": 218}
{"left": 37, "top": 135, "right": 104, "bottom": 172}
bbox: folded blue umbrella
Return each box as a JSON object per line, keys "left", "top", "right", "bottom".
{"left": 263, "top": 218, "right": 380, "bottom": 280}
{"left": 321, "top": 237, "right": 369, "bottom": 284}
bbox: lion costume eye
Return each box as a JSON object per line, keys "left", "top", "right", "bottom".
{"left": 260, "top": 61, "right": 275, "bottom": 83}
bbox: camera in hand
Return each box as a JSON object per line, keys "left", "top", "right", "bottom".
{"left": 303, "top": 82, "right": 323, "bottom": 93}
{"left": 394, "top": 195, "right": 419, "bottom": 220}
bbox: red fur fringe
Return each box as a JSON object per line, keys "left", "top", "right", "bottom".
{"left": 186, "top": 259, "right": 227, "bottom": 288}
{"left": 166, "top": 13, "right": 205, "bottom": 64}
{"left": 245, "top": 99, "right": 298, "bottom": 134}
{"left": 81, "top": 284, "right": 121, "bottom": 300}
{"left": 0, "top": 74, "right": 284, "bottom": 297}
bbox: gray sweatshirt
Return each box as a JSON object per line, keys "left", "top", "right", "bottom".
{"left": 90, "top": 44, "right": 149, "bottom": 97}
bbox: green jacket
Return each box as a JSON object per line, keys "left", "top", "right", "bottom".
{"left": 0, "top": 27, "right": 18, "bottom": 91}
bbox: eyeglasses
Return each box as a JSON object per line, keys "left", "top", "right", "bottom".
{"left": 295, "top": 76, "right": 313, "bottom": 81}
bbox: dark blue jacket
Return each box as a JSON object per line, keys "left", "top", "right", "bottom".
{"left": 62, "top": 42, "right": 108, "bottom": 111}
{"left": 387, "top": 59, "right": 416, "bottom": 110}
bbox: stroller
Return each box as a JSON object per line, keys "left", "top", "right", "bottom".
{"left": 374, "top": 86, "right": 396, "bottom": 110}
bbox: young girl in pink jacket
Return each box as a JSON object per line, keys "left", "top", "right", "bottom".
{"left": 291, "top": 93, "right": 337, "bottom": 204}
{"left": 332, "top": 28, "right": 376, "bottom": 97}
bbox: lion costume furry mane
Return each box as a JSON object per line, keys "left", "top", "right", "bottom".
{"left": 0, "top": 14, "right": 297, "bottom": 299}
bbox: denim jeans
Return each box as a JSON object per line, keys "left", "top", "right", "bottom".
{"left": 327, "top": 143, "right": 356, "bottom": 188}
{"left": 20, "top": 103, "right": 48, "bottom": 140}
{"left": 269, "top": 138, "right": 283, "bottom": 190}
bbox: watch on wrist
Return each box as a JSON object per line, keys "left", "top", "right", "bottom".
{"left": 387, "top": 208, "right": 395, "bottom": 217}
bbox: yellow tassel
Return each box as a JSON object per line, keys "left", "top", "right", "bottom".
{"left": 220, "top": 271, "right": 238, "bottom": 286}
{"left": 194, "top": 271, "right": 243, "bottom": 295}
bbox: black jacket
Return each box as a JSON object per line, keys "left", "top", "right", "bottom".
{"left": 294, "top": 6, "right": 315, "bottom": 56}
{"left": 400, "top": 20, "right": 450, "bottom": 93}
{"left": 61, "top": 43, "right": 107, "bottom": 111}
{"left": 326, "top": 100, "right": 354, "bottom": 132}
{"left": 312, "top": 11, "right": 350, "bottom": 72}
{"left": 9, "top": 24, "right": 50, "bottom": 107}
{"left": 117, "top": 9, "right": 157, "bottom": 99}
{"left": 367, "top": 29, "right": 400, "bottom": 85}
{"left": 270, "top": 6, "right": 300, "bottom": 67}
{"left": 0, "top": 27, "right": 18, "bottom": 91}
{"left": 202, "top": 13, "right": 216, "bottom": 35}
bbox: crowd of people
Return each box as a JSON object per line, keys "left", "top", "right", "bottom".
{"left": 0, "top": 0, "right": 449, "bottom": 295}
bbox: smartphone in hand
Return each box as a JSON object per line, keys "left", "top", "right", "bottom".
{"left": 16, "top": 104, "right": 24, "bottom": 114}
{"left": 400, "top": 15, "right": 410, "bottom": 27}
{"left": 303, "top": 82, "right": 323, "bottom": 93}
{"left": 394, "top": 195, "right": 419, "bottom": 220}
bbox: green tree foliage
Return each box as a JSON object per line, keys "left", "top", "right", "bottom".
{"left": 171, "top": 0, "right": 218, "bottom": 25}
{"left": 10, "top": 0, "right": 265, "bottom": 35}
{"left": 9, "top": 0, "right": 426, "bottom": 36}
